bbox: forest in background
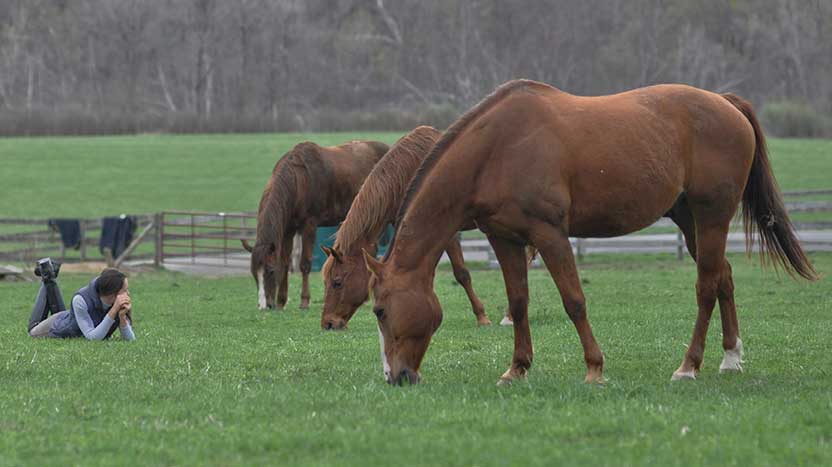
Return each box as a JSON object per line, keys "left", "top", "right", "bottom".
{"left": 0, "top": 0, "right": 830, "bottom": 137}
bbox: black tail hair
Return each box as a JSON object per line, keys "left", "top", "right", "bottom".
{"left": 723, "top": 93, "right": 818, "bottom": 281}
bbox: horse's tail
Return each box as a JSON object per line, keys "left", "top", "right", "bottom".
{"left": 722, "top": 93, "right": 818, "bottom": 281}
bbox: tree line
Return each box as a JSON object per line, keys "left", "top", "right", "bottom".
{"left": 0, "top": 0, "right": 830, "bottom": 137}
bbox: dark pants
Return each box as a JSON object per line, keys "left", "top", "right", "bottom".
{"left": 28, "top": 280, "right": 66, "bottom": 334}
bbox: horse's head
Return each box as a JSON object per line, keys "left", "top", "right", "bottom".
{"left": 242, "top": 239, "right": 277, "bottom": 310}
{"left": 320, "top": 245, "right": 372, "bottom": 330}
{"left": 363, "top": 250, "right": 442, "bottom": 385}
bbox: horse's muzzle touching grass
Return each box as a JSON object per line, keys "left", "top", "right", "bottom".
{"left": 388, "top": 368, "right": 421, "bottom": 386}
{"left": 321, "top": 318, "right": 347, "bottom": 330}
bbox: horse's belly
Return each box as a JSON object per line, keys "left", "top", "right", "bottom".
{"left": 567, "top": 180, "right": 681, "bottom": 238}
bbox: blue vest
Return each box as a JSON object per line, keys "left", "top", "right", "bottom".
{"left": 49, "top": 278, "right": 118, "bottom": 339}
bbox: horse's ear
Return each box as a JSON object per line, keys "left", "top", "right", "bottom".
{"left": 241, "top": 239, "right": 253, "bottom": 253}
{"left": 362, "top": 248, "right": 384, "bottom": 280}
{"left": 321, "top": 245, "right": 343, "bottom": 263}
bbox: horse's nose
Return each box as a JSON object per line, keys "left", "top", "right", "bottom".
{"left": 323, "top": 321, "right": 333, "bottom": 330}
{"left": 391, "top": 368, "right": 421, "bottom": 386}
{"left": 267, "top": 303, "right": 275, "bottom": 310}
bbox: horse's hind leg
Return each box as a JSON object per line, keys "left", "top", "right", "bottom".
{"left": 531, "top": 225, "right": 605, "bottom": 384}
{"left": 299, "top": 223, "right": 316, "bottom": 309}
{"left": 499, "top": 247, "right": 537, "bottom": 326}
{"left": 444, "top": 235, "right": 490, "bottom": 326}
{"left": 716, "top": 260, "right": 743, "bottom": 373}
{"left": 667, "top": 196, "right": 697, "bottom": 261}
{"left": 668, "top": 198, "right": 743, "bottom": 374}
{"left": 672, "top": 218, "right": 733, "bottom": 380}
{"left": 487, "top": 235, "right": 533, "bottom": 384}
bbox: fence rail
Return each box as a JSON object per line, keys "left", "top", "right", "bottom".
{"left": 0, "top": 215, "right": 155, "bottom": 265}
{"left": 1, "top": 189, "right": 830, "bottom": 272}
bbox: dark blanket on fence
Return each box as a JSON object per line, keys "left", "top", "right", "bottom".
{"left": 48, "top": 219, "right": 81, "bottom": 249}
{"left": 99, "top": 216, "right": 136, "bottom": 259}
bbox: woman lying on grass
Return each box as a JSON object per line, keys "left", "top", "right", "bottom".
{"left": 27, "top": 260, "right": 135, "bottom": 341}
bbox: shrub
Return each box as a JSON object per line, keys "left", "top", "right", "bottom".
{"left": 760, "top": 100, "right": 832, "bottom": 138}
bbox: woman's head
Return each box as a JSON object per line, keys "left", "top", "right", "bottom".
{"left": 97, "top": 268, "right": 128, "bottom": 302}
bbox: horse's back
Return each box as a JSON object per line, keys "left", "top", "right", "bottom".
{"left": 475, "top": 82, "right": 756, "bottom": 237}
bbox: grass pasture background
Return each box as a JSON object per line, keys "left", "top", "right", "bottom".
{"left": 0, "top": 133, "right": 831, "bottom": 466}
{"left": 0, "top": 135, "right": 830, "bottom": 219}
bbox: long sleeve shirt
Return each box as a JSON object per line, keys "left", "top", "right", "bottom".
{"left": 72, "top": 295, "right": 135, "bottom": 341}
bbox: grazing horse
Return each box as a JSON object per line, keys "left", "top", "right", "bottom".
{"left": 243, "top": 140, "right": 388, "bottom": 310}
{"left": 362, "top": 79, "right": 817, "bottom": 385}
{"left": 319, "top": 126, "right": 491, "bottom": 330}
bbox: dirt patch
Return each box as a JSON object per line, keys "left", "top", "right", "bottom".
{"left": 60, "top": 262, "right": 111, "bottom": 274}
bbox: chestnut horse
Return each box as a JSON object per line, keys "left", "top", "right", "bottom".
{"left": 363, "top": 79, "right": 817, "bottom": 385}
{"left": 243, "top": 140, "right": 388, "bottom": 310}
{"left": 320, "top": 126, "right": 491, "bottom": 330}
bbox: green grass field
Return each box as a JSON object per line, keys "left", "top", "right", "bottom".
{"left": 1, "top": 134, "right": 831, "bottom": 465}
{"left": 0, "top": 134, "right": 830, "bottom": 218}
{"left": 0, "top": 133, "right": 400, "bottom": 218}
{"left": 1, "top": 253, "right": 830, "bottom": 466}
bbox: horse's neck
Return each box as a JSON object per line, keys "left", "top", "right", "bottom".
{"left": 389, "top": 147, "right": 483, "bottom": 273}
{"left": 342, "top": 235, "right": 376, "bottom": 258}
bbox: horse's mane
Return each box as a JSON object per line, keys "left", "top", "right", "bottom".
{"left": 252, "top": 142, "right": 323, "bottom": 269}
{"left": 385, "top": 79, "right": 549, "bottom": 259}
{"left": 395, "top": 79, "right": 548, "bottom": 226}
{"left": 334, "top": 126, "right": 440, "bottom": 253}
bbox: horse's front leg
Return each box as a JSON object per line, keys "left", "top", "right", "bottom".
{"left": 276, "top": 233, "right": 293, "bottom": 309}
{"left": 532, "top": 225, "right": 604, "bottom": 384}
{"left": 487, "top": 235, "right": 532, "bottom": 385}
{"left": 444, "top": 234, "right": 490, "bottom": 326}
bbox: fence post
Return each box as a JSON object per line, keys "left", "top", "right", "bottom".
{"left": 221, "top": 213, "right": 227, "bottom": 266}
{"left": 576, "top": 238, "right": 585, "bottom": 263}
{"left": 190, "top": 214, "right": 195, "bottom": 265}
{"left": 154, "top": 212, "right": 164, "bottom": 268}
{"left": 79, "top": 220, "right": 87, "bottom": 261}
{"left": 676, "top": 229, "right": 684, "bottom": 261}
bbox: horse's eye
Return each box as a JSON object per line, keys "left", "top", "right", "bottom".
{"left": 332, "top": 279, "right": 343, "bottom": 289}
{"left": 373, "top": 307, "right": 385, "bottom": 320}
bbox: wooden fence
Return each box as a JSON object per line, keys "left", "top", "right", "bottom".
{"left": 1, "top": 189, "right": 830, "bottom": 272}
{"left": 0, "top": 215, "right": 156, "bottom": 266}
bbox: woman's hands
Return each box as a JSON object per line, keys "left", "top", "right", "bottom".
{"left": 116, "top": 293, "right": 132, "bottom": 326}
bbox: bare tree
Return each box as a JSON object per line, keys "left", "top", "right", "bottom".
{"left": 0, "top": 0, "right": 829, "bottom": 136}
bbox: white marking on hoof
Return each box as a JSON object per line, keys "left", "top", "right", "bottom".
{"left": 496, "top": 378, "right": 513, "bottom": 387}
{"left": 257, "top": 270, "right": 268, "bottom": 310}
{"left": 499, "top": 316, "right": 513, "bottom": 326}
{"left": 671, "top": 370, "right": 696, "bottom": 381}
{"left": 719, "top": 338, "right": 744, "bottom": 373}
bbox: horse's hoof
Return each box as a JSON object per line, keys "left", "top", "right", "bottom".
{"left": 584, "top": 371, "right": 606, "bottom": 385}
{"left": 719, "top": 339, "right": 744, "bottom": 373}
{"left": 477, "top": 317, "right": 492, "bottom": 326}
{"left": 499, "top": 316, "right": 513, "bottom": 326}
{"left": 671, "top": 370, "right": 697, "bottom": 381}
{"left": 497, "top": 368, "right": 527, "bottom": 386}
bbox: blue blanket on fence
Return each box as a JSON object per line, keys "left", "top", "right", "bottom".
{"left": 48, "top": 219, "right": 81, "bottom": 249}
{"left": 99, "top": 216, "right": 136, "bottom": 259}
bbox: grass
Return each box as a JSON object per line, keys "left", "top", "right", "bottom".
{"left": 1, "top": 252, "right": 830, "bottom": 466}
{"left": 0, "top": 135, "right": 829, "bottom": 219}
{"left": 0, "top": 132, "right": 402, "bottom": 219}
{"left": 0, "top": 133, "right": 830, "bottom": 465}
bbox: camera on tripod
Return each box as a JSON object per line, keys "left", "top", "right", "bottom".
{"left": 35, "top": 257, "right": 61, "bottom": 281}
